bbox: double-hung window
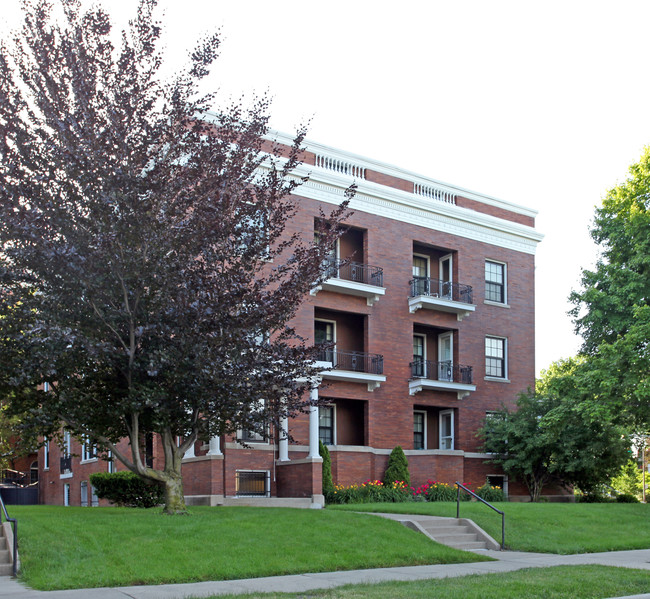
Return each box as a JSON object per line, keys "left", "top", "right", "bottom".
{"left": 319, "top": 405, "right": 335, "bottom": 445}
{"left": 485, "top": 337, "right": 507, "bottom": 379}
{"left": 485, "top": 261, "right": 506, "bottom": 304}
{"left": 82, "top": 436, "right": 97, "bottom": 462}
{"left": 413, "top": 411, "right": 426, "bottom": 450}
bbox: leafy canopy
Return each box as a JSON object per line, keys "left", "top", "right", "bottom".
{"left": 0, "top": 0, "right": 350, "bottom": 513}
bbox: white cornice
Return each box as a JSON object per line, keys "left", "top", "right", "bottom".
{"left": 264, "top": 161, "right": 543, "bottom": 255}
{"left": 264, "top": 129, "right": 539, "bottom": 219}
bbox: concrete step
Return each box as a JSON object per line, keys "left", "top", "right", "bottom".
{"left": 432, "top": 532, "right": 480, "bottom": 544}
{"left": 422, "top": 524, "right": 471, "bottom": 535}
{"left": 0, "top": 549, "right": 10, "bottom": 564}
{"left": 0, "top": 563, "right": 11, "bottom": 577}
{"left": 446, "top": 540, "right": 489, "bottom": 550}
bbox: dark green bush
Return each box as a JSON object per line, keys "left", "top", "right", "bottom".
{"left": 616, "top": 493, "right": 640, "bottom": 503}
{"left": 575, "top": 493, "right": 614, "bottom": 503}
{"left": 319, "top": 441, "right": 334, "bottom": 497}
{"left": 383, "top": 446, "right": 410, "bottom": 486}
{"left": 90, "top": 471, "right": 164, "bottom": 508}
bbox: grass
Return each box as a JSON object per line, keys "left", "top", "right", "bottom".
{"left": 204, "top": 565, "right": 650, "bottom": 599}
{"left": 329, "top": 501, "right": 650, "bottom": 554}
{"left": 10, "top": 505, "right": 490, "bottom": 591}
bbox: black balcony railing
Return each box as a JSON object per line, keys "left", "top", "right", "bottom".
{"left": 60, "top": 455, "right": 72, "bottom": 473}
{"left": 409, "top": 277, "right": 473, "bottom": 304}
{"left": 410, "top": 360, "right": 473, "bottom": 384}
{"left": 325, "top": 258, "right": 384, "bottom": 287}
{"left": 317, "top": 349, "right": 384, "bottom": 375}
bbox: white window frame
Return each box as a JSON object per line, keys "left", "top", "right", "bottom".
{"left": 412, "top": 253, "right": 430, "bottom": 296}
{"left": 43, "top": 438, "right": 50, "bottom": 471}
{"left": 315, "top": 318, "right": 337, "bottom": 365}
{"left": 81, "top": 436, "right": 97, "bottom": 463}
{"left": 63, "top": 483, "right": 71, "bottom": 506}
{"left": 414, "top": 410, "right": 427, "bottom": 450}
{"left": 485, "top": 260, "right": 507, "bottom": 305}
{"left": 107, "top": 450, "right": 116, "bottom": 473}
{"left": 63, "top": 430, "right": 71, "bottom": 457}
{"left": 91, "top": 483, "right": 99, "bottom": 507}
{"left": 438, "top": 332, "right": 453, "bottom": 381}
{"left": 439, "top": 409, "right": 454, "bottom": 450}
{"left": 485, "top": 336, "right": 508, "bottom": 380}
{"left": 80, "top": 480, "right": 89, "bottom": 507}
{"left": 438, "top": 253, "right": 453, "bottom": 298}
{"left": 318, "top": 404, "right": 336, "bottom": 446}
{"left": 486, "top": 474, "right": 508, "bottom": 497}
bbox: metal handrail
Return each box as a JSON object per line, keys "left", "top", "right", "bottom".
{"left": 0, "top": 491, "right": 17, "bottom": 576}
{"left": 409, "top": 277, "right": 473, "bottom": 304}
{"left": 455, "top": 481, "right": 505, "bottom": 550}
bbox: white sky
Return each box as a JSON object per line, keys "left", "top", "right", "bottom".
{"left": 4, "top": 0, "right": 650, "bottom": 375}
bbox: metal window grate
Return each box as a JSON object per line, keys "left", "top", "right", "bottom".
{"left": 236, "top": 471, "right": 269, "bottom": 497}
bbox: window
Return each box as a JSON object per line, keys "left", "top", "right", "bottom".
{"left": 439, "top": 409, "right": 454, "bottom": 450}
{"left": 485, "top": 337, "right": 507, "bottom": 379}
{"left": 82, "top": 436, "right": 97, "bottom": 462}
{"left": 412, "top": 334, "right": 426, "bottom": 377}
{"left": 239, "top": 400, "right": 267, "bottom": 443}
{"left": 319, "top": 406, "right": 335, "bottom": 445}
{"left": 107, "top": 450, "right": 115, "bottom": 473}
{"left": 487, "top": 475, "right": 507, "bottom": 496}
{"left": 414, "top": 411, "right": 426, "bottom": 450}
{"left": 91, "top": 484, "right": 99, "bottom": 507}
{"left": 43, "top": 438, "right": 50, "bottom": 470}
{"left": 63, "top": 483, "right": 71, "bottom": 506}
{"left": 63, "top": 430, "right": 71, "bottom": 457}
{"left": 80, "top": 481, "right": 88, "bottom": 507}
{"left": 315, "top": 319, "right": 336, "bottom": 363}
{"left": 412, "top": 254, "right": 430, "bottom": 295}
{"left": 485, "top": 261, "right": 506, "bottom": 304}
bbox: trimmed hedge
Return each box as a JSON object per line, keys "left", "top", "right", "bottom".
{"left": 383, "top": 446, "right": 410, "bottom": 486}
{"left": 90, "top": 471, "right": 164, "bottom": 508}
{"left": 319, "top": 441, "right": 334, "bottom": 496}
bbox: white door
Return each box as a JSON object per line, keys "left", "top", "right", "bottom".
{"left": 438, "top": 332, "right": 453, "bottom": 381}
{"left": 439, "top": 410, "right": 454, "bottom": 450}
{"left": 412, "top": 255, "right": 429, "bottom": 295}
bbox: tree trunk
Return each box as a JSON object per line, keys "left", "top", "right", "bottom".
{"left": 161, "top": 470, "right": 187, "bottom": 515}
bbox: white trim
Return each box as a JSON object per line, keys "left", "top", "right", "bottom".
{"left": 485, "top": 259, "right": 508, "bottom": 305}
{"left": 439, "top": 409, "right": 454, "bottom": 450}
{"left": 63, "top": 483, "right": 70, "bottom": 506}
{"left": 485, "top": 336, "right": 508, "bottom": 380}
{"left": 439, "top": 253, "right": 453, "bottom": 296}
{"left": 413, "top": 333, "right": 427, "bottom": 363}
{"left": 412, "top": 253, "right": 430, "bottom": 279}
{"left": 261, "top": 128, "right": 539, "bottom": 218}
{"left": 438, "top": 332, "right": 453, "bottom": 381}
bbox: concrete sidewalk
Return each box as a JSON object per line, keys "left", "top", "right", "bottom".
{"left": 1, "top": 548, "right": 650, "bottom": 599}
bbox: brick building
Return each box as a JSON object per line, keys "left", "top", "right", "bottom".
{"left": 39, "top": 130, "right": 546, "bottom": 507}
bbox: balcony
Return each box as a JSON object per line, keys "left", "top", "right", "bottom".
{"left": 317, "top": 349, "right": 386, "bottom": 391}
{"left": 409, "top": 360, "right": 476, "bottom": 399}
{"left": 60, "top": 455, "right": 72, "bottom": 474}
{"left": 311, "top": 259, "right": 386, "bottom": 306}
{"left": 408, "top": 278, "right": 475, "bottom": 320}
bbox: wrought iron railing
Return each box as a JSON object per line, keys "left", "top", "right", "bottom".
{"left": 409, "top": 277, "right": 473, "bottom": 304}
{"left": 236, "top": 471, "right": 269, "bottom": 497}
{"left": 318, "top": 349, "right": 384, "bottom": 375}
{"left": 456, "top": 481, "right": 505, "bottom": 550}
{"left": 0, "top": 490, "right": 17, "bottom": 576}
{"left": 1, "top": 469, "right": 31, "bottom": 488}
{"left": 410, "top": 360, "right": 473, "bottom": 384}
{"left": 324, "top": 259, "right": 384, "bottom": 287}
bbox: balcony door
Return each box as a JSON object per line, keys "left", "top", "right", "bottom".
{"left": 439, "top": 254, "right": 453, "bottom": 298}
{"left": 438, "top": 332, "right": 453, "bottom": 381}
{"left": 412, "top": 254, "right": 430, "bottom": 296}
{"left": 315, "top": 319, "right": 336, "bottom": 364}
{"left": 413, "top": 334, "right": 426, "bottom": 378}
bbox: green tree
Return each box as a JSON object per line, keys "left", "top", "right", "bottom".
{"left": 569, "top": 148, "right": 650, "bottom": 429}
{"left": 611, "top": 459, "right": 643, "bottom": 499}
{"left": 319, "top": 440, "right": 334, "bottom": 497}
{"left": 0, "top": 0, "right": 350, "bottom": 514}
{"left": 480, "top": 359, "right": 630, "bottom": 501}
{"left": 383, "top": 446, "right": 410, "bottom": 486}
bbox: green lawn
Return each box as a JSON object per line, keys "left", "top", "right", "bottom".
{"left": 330, "top": 501, "right": 650, "bottom": 554}
{"left": 206, "top": 565, "right": 650, "bottom": 599}
{"left": 10, "top": 505, "right": 490, "bottom": 591}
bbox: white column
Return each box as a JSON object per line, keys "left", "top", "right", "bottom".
{"left": 308, "top": 387, "right": 320, "bottom": 459}
{"left": 183, "top": 438, "right": 195, "bottom": 459}
{"left": 278, "top": 416, "right": 289, "bottom": 462}
{"left": 207, "top": 435, "right": 222, "bottom": 456}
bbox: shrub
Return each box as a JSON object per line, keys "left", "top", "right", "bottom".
{"left": 319, "top": 441, "right": 334, "bottom": 497}
{"left": 476, "top": 482, "right": 506, "bottom": 502}
{"left": 384, "top": 446, "right": 410, "bottom": 487}
{"left": 616, "top": 493, "right": 640, "bottom": 503}
{"left": 412, "top": 480, "right": 460, "bottom": 502}
{"left": 90, "top": 471, "right": 164, "bottom": 508}
{"left": 575, "top": 493, "right": 614, "bottom": 503}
